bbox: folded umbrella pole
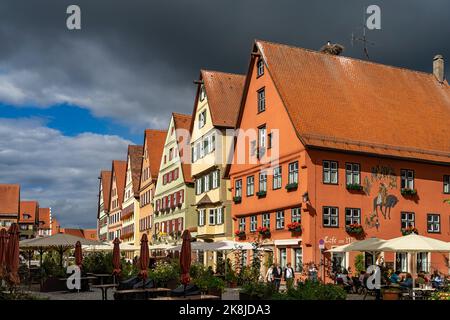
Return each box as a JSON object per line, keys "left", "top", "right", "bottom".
{"left": 179, "top": 230, "right": 192, "bottom": 297}
{"left": 6, "top": 223, "right": 20, "bottom": 288}
{"left": 112, "top": 237, "right": 121, "bottom": 284}
{"left": 139, "top": 234, "right": 149, "bottom": 288}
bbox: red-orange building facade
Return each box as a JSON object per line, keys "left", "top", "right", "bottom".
{"left": 227, "top": 40, "right": 450, "bottom": 280}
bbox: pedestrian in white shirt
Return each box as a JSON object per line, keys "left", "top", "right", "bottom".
{"left": 284, "top": 263, "right": 295, "bottom": 289}
{"left": 266, "top": 264, "right": 274, "bottom": 283}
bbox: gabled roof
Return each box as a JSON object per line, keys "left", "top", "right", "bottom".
{"left": 142, "top": 129, "right": 167, "bottom": 184}
{"left": 19, "top": 200, "right": 39, "bottom": 224}
{"left": 39, "top": 208, "right": 51, "bottom": 229}
{"left": 238, "top": 40, "right": 450, "bottom": 164}
{"left": 190, "top": 70, "right": 245, "bottom": 133}
{"left": 127, "top": 145, "right": 143, "bottom": 197}
{"left": 100, "top": 170, "right": 112, "bottom": 213}
{"left": 51, "top": 217, "right": 61, "bottom": 234}
{"left": 173, "top": 113, "right": 193, "bottom": 183}
{"left": 111, "top": 160, "right": 127, "bottom": 208}
{"left": 0, "top": 184, "right": 20, "bottom": 216}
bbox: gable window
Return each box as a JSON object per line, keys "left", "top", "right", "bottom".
{"left": 291, "top": 208, "right": 301, "bottom": 223}
{"left": 345, "top": 208, "right": 361, "bottom": 225}
{"left": 199, "top": 110, "right": 206, "bottom": 129}
{"left": 273, "top": 166, "right": 282, "bottom": 190}
{"left": 196, "top": 178, "right": 202, "bottom": 195}
{"left": 276, "top": 211, "right": 285, "bottom": 229}
{"left": 444, "top": 175, "right": 450, "bottom": 194}
{"left": 199, "top": 85, "right": 206, "bottom": 102}
{"left": 246, "top": 176, "right": 254, "bottom": 196}
{"left": 288, "top": 161, "right": 299, "bottom": 184}
{"left": 400, "top": 169, "right": 414, "bottom": 189}
{"left": 169, "top": 148, "right": 173, "bottom": 161}
{"left": 262, "top": 213, "right": 270, "bottom": 228}
{"left": 239, "top": 217, "right": 246, "bottom": 231}
{"left": 427, "top": 214, "right": 440, "bottom": 233}
{"left": 346, "top": 163, "right": 360, "bottom": 185}
{"left": 258, "top": 125, "right": 266, "bottom": 151}
{"left": 323, "top": 161, "right": 338, "bottom": 184}
{"left": 198, "top": 209, "right": 205, "bottom": 226}
{"left": 216, "top": 207, "right": 224, "bottom": 225}
{"left": 323, "top": 207, "right": 339, "bottom": 227}
{"left": 250, "top": 215, "right": 257, "bottom": 232}
{"left": 257, "top": 59, "right": 264, "bottom": 77}
{"left": 257, "top": 88, "right": 265, "bottom": 113}
{"left": 259, "top": 171, "right": 267, "bottom": 192}
{"left": 401, "top": 212, "right": 415, "bottom": 229}
{"left": 209, "top": 209, "right": 216, "bottom": 225}
{"left": 235, "top": 179, "right": 242, "bottom": 197}
{"left": 203, "top": 174, "right": 210, "bottom": 192}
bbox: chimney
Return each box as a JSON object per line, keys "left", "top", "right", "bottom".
{"left": 433, "top": 54, "right": 444, "bottom": 83}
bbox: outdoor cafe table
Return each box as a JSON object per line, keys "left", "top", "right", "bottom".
{"left": 149, "top": 294, "right": 220, "bottom": 300}
{"left": 91, "top": 284, "right": 117, "bottom": 300}
{"left": 114, "top": 287, "right": 171, "bottom": 300}
{"left": 92, "top": 273, "right": 113, "bottom": 285}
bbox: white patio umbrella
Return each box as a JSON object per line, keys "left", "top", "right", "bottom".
{"left": 82, "top": 242, "right": 140, "bottom": 252}
{"left": 326, "top": 237, "right": 386, "bottom": 253}
{"left": 376, "top": 234, "right": 450, "bottom": 291}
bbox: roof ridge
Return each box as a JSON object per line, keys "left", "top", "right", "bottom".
{"left": 201, "top": 69, "right": 245, "bottom": 77}
{"left": 256, "top": 39, "right": 436, "bottom": 78}
{"left": 145, "top": 128, "right": 167, "bottom": 133}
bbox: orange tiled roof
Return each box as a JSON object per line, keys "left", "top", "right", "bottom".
{"left": 19, "top": 200, "right": 39, "bottom": 224}
{"left": 143, "top": 129, "right": 167, "bottom": 183}
{"left": 173, "top": 113, "right": 193, "bottom": 183}
{"left": 0, "top": 184, "right": 20, "bottom": 216}
{"left": 112, "top": 160, "right": 127, "bottom": 207}
{"left": 39, "top": 208, "right": 51, "bottom": 229}
{"left": 62, "top": 228, "right": 98, "bottom": 240}
{"left": 127, "top": 145, "right": 143, "bottom": 197}
{"left": 195, "top": 70, "right": 245, "bottom": 129}
{"left": 254, "top": 40, "right": 450, "bottom": 164}
{"left": 100, "top": 170, "right": 112, "bottom": 213}
{"left": 52, "top": 217, "right": 61, "bottom": 234}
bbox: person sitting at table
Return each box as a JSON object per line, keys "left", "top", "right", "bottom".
{"left": 389, "top": 271, "right": 401, "bottom": 284}
{"left": 400, "top": 273, "right": 413, "bottom": 289}
{"left": 431, "top": 270, "right": 443, "bottom": 288}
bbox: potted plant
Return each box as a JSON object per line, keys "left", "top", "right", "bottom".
{"left": 345, "top": 223, "right": 364, "bottom": 236}
{"left": 346, "top": 183, "right": 363, "bottom": 191}
{"left": 285, "top": 182, "right": 298, "bottom": 191}
{"left": 381, "top": 287, "right": 401, "bottom": 300}
{"left": 287, "top": 222, "right": 302, "bottom": 233}
{"left": 401, "top": 188, "right": 417, "bottom": 196}
{"left": 233, "top": 196, "right": 242, "bottom": 204}
{"left": 225, "top": 269, "right": 238, "bottom": 288}
{"left": 234, "top": 230, "right": 246, "bottom": 240}
{"left": 401, "top": 226, "right": 419, "bottom": 235}
{"left": 257, "top": 226, "right": 271, "bottom": 238}
{"left": 256, "top": 190, "right": 267, "bottom": 198}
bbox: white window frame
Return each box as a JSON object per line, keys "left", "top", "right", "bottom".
{"left": 323, "top": 207, "right": 339, "bottom": 227}
{"left": 199, "top": 209, "right": 205, "bottom": 226}
{"left": 273, "top": 166, "right": 282, "bottom": 189}
{"left": 345, "top": 208, "right": 361, "bottom": 225}
{"left": 401, "top": 169, "right": 414, "bottom": 189}
{"left": 262, "top": 213, "right": 270, "bottom": 228}
{"left": 427, "top": 214, "right": 440, "bottom": 233}
{"left": 199, "top": 109, "right": 206, "bottom": 129}
{"left": 257, "top": 88, "right": 265, "bottom": 112}
{"left": 235, "top": 179, "right": 242, "bottom": 197}
{"left": 276, "top": 211, "right": 284, "bottom": 229}
{"left": 216, "top": 207, "right": 224, "bottom": 225}
{"left": 323, "top": 161, "right": 338, "bottom": 184}
{"left": 258, "top": 126, "right": 266, "bottom": 149}
{"left": 401, "top": 212, "right": 415, "bottom": 229}
{"left": 212, "top": 170, "right": 219, "bottom": 189}
{"left": 250, "top": 215, "right": 257, "bottom": 232}
{"left": 239, "top": 217, "right": 245, "bottom": 231}
{"left": 291, "top": 208, "right": 301, "bottom": 223}
{"left": 246, "top": 176, "right": 254, "bottom": 196}
{"left": 257, "top": 59, "right": 264, "bottom": 77}
{"left": 288, "top": 161, "right": 298, "bottom": 184}
{"left": 209, "top": 209, "right": 216, "bottom": 225}
{"left": 346, "top": 163, "right": 360, "bottom": 185}
{"left": 294, "top": 248, "right": 303, "bottom": 272}
{"left": 259, "top": 171, "right": 267, "bottom": 192}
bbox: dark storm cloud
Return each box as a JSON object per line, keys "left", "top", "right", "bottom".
{"left": 0, "top": 0, "right": 449, "bottom": 227}
{"left": 0, "top": 0, "right": 449, "bottom": 128}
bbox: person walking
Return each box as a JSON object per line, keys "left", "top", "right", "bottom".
{"left": 272, "top": 263, "right": 282, "bottom": 292}
{"left": 284, "top": 263, "right": 295, "bottom": 290}
{"left": 266, "top": 264, "right": 274, "bottom": 283}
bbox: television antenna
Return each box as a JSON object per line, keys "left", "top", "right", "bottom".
{"left": 351, "top": 10, "right": 376, "bottom": 59}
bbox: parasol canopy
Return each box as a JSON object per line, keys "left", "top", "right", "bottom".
{"left": 74, "top": 241, "right": 83, "bottom": 268}
{"left": 0, "top": 228, "right": 9, "bottom": 278}
{"left": 179, "top": 230, "right": 192, "bottom": 286}
{"left": 112, "top": 238, "right": 121, "bottom": 277}
{"left": 138, "top": 234, "right": 149, "bottom": 281}
{"left": 5, "top": 223, "right": 20, "bottom": 285}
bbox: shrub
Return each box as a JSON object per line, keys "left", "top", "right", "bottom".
{"left": 241, "top": 281, "right": 274, "bottom": 300}
{"left": 273, "top": 280, "right": 347, "bottom": 300}
{"left": 354, "top": 254, "right": 365, "bottom": 275}
{"left": 149, "top": 260, "right": 179, "bottom": 286}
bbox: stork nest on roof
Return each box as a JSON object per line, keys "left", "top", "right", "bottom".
{"left": 320, "top": 43, "right": 344, "bottom": 55}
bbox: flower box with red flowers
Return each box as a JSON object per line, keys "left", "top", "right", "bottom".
{"left": 401, "top": 226, "right": 419, "bottom": 236}
{"left": 345, "top": 223, "right": 364, "bottom": 235}
{"left": 234, "top": 230, "right": 246, "bottom": 238}
{"left": 257, "top": 227, "right": 271, "bottom": 237}
{"left": 346, "top": 183, "right": 363, "bottom": 191}
{"left": 287, "top": 222, "right": 302, "bottom": 233}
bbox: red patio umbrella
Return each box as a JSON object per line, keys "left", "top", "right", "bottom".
{"left": 179, "top": 229, "right": 191, "bottom": 292}
{"left": 112, "top": 238, "right": 121, "bottom": 283}
{"left": 74, "top": 240, "right": 83, "bottom": 269}
{"left": 5, "top": 223, "right": 20, "bottom": 286}
{"left": 138, "top": 234, "right": 149, "bottom": 284}
{"left": 0, "top": 228, "right": 9, "bottom": 278}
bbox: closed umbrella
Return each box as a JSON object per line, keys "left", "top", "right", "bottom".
{"left": 179, "top": 230, "right": 191, "bottom": 295}
{"left": 0, "top": 229, "right": 8, "bottom": 279}
{"left": 74, "top": 241, "right": 83, "bottom": 269}
{"left": 6, "top": 223, "right": 20, "bottom": 286}
{"left": 138, "top": 234, "right": 149, "bottom": 286}
{"left": 112, "top": 237, "right": 121, "bottom": 284}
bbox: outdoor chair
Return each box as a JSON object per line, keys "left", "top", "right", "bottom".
{"left": 171, "top": 284, "right": 201, "bottom": 297}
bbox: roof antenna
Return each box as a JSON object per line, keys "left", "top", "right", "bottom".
{"left": 351, "top": 8, "right": 375, "bottom": 59}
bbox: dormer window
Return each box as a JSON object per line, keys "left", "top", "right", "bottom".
{"left": 198, "top": 110, "right": 206, "bottom": 128}
{"left": 257, "top": 59, "right": 264, "bottom": 77}
{"left": 199, "top": 85, "right": 206, "bottom": 102}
